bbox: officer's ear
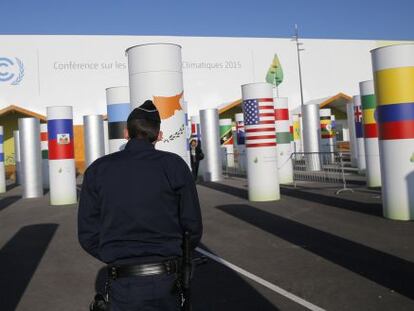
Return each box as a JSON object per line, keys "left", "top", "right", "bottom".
{"left": 155, "top": 130, "right": 163, "bottom": 143}
{"left": 124, "top": 128, "right": 129, "bottom": 140}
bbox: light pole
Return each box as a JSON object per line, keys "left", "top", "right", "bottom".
{"left": 293, "top": 24, "right": 305, "bottom": 107}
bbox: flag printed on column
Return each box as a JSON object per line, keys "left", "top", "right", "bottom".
{"left": 236, "top": 118, "right": 245, "bottom": 145}
{"left": 274, "top": 107, "right": 291, "bottom": 144}
{"left": 48, "top": 119, "right": 74, "bottom": 160}
{"left": 40, "top": 127, "right": 48, "bottom": 159}
{"left": 354, "top": 105, "right": 363, "bottom": 139}
{"left": 362, "top": 94, "right": 378, "bottom": 138}
{"left": 244, "top": 98, "right": 276, "bottom": 148}
{"left": 320, "top": 116, "right": 333, "bottom": 139}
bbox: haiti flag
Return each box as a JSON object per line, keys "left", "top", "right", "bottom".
{"left": 47, "top": 119, "right": 74, "bottom": 160}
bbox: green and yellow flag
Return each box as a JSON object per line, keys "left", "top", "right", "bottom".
{"left": 266, "top": 54, "right": 284, "bottom": 86}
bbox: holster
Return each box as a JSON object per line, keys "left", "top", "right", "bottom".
{"left": 89, "top": 293, "right": 110, "bottom": 311}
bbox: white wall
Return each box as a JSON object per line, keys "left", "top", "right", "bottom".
{"left": 0, "top": 35, "right": 387, "bottom": 123}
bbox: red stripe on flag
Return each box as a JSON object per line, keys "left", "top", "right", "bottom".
{"left": 289, "top": 125, "right": 293, "bottom": 134}
{"left": 246, "top": 135, "right": 276, "bottom": 140}
{"left": 48, "top": 140, "right": 74, "bottom": 160}
{"left": 259, "top": 105, "right": 275, "bottom": 110}
{"left": 259, "top": 120, "right": 275, "bottom": 125}
{"left": 259, "top": 113, "right": 274, "bottom": 117}
{"left": 363, "top": 123, "right": 378, "bottom": 138}
{"left": 379, "top": 120, "right": 414, "bottom": 140}
{"left": 275, "top": 109, "right": 289, "bottom": 121}
{"left": 257, "top": 98, "right": 273, "bottom": 102}
{"left": 246, "top": 142, "right": 277, "bottom": 148}
{"left": 246, "top": 127, "right": 275, "bottom": 133}
{"left": 40, "top": 132, "right": 48, "bottom": 141}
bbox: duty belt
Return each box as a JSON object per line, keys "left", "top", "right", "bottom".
{"left": 108, "top": 260, "right": 179, "bottom": 280}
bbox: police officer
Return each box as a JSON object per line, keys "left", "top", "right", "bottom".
{"left": 78, "top": 100, "right": 203, "bottom": 310}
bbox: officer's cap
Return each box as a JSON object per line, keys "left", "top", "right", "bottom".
{"left": 127, "top": 100, "right": 161, "bottom": 123}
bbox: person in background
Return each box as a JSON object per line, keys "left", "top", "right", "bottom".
{"left": 189, "top": 138, "right": 204, "bottom": 181}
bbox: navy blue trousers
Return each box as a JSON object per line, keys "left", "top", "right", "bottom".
{"left": 110, "top": 274, "right": 180, "bottom": 311}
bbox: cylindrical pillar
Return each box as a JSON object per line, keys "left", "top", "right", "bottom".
{"left": 190, "top": 115, "right": 201, "bottom": 141}
{"left": 47, "top": 106, "right": 77, "bottom": 205}
{"left": 353, "top": 95, "right": 366, "bottom": 173}
{"left": 274, "top": 97, "right": 293, "bottom": 184}
{"left": 13, "top": 130, "right": 22, "bottom": 184}
{"left": 235, "top": 113, "right": 246, "bottom": 172}
{"left": 346, "top": 101, "right": 358, "bottom": 167}
{"left": 83, "top": 115, "right": 105, "bottom": 167}
{"left": 106, "top": 86, "right": 130, "bottom": 153}
{"left": 40, "top": 123, "right": 49, "bottom": 189}
{"left": 0, "top": 127, "right": 6, "bottom": 193}
{"left": 302, "top": 104, "right": 321, "bottom": 171}
{"left": 371, "top": 43, "right": 414, "bottom": 220}
{"left": 103, "top": 120, "right": 109, "bottom": 155}
{"left": 126, "top": 43, "right": 190, "bottom": 165}
{"left": 199, "top": 109, "right": 222, "bottom": 182}
{"left": 18, "top": 118, "right": 43, "bottom": 198}
{"left": 292, "top": 114, "right": 302, "bottom": 153}
{"left": 359, "top": 80, "right": 382, "bottom": 187}
{"left": 219, "top": 119, "right": 235, "bottom": 168}
{"left": 242, "top": 82, "right": 280, "bottom": 201}
{"left": 320, "top": 108, "right": 333, "bottom": 153}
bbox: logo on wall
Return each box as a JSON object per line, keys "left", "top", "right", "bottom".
{"left": 0, "top": 57, "right": 25, "bottom": 85}
{"left": 57, "top": 133, "right": 70, "bottom": 145}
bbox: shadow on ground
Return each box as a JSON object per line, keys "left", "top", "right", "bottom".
{"left": 93, "top": 245, "right": 279, "bottom": 311}
{"left": 217, "top": 204, "right": 414, "bottom": 300}
{"left": 0, "top": 195, "right": 22, "bottom": 213}
{"left": 0, "top": 223, "right": 59, "bottom": 311}
{"left": 200, "top": 181, "right": 382, "bottom": 217}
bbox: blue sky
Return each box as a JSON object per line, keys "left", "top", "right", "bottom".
{"left": 2, "top": 0, "right": 413, "bottom": 40}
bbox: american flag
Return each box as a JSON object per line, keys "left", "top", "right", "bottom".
{"left": 243, "top": 98, "right": 276, "bottom": 148}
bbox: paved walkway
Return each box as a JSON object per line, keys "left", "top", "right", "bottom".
{"left": 0, "top": 178, "right": 413, "bottom": 310}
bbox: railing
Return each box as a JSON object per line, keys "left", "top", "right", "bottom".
{"left": 292, "top": 152, "right": 353, "bottom": 194}
{"left": 221, "top": 149, "right": 353, "bottom": 195}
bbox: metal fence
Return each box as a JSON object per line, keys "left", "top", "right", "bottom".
{"left": 221, "top": 149, "right": 353, "bottom": 195}
{"left": 291, "top": 152, "right": 353, "bottom": 194}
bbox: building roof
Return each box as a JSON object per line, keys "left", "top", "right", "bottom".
{"left": 291, "top": 92, "right": 351, "bottom": 119}
{"left": 0, "top": 105, "right": 47, "bottom": 121}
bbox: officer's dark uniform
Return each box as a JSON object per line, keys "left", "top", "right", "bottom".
{"left": 78, "top": 101, "right": 203, "bottom": 311}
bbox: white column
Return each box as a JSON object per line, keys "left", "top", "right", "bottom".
{"left": 126, "top": 43, "right": 190, "bottom": 166}
{"left": 47, "top": 106, "right": 77, "bottom": 205}
{"left": 242, "top": 82, "right": 280, "bottom": 201}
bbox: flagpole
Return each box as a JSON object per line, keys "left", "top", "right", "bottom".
{"left": 293, "top": 24, "right": 305, "bottom": 107}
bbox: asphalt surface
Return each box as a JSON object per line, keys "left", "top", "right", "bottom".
{"left": 0, "top": 178, "right": 413, "bottom": 310}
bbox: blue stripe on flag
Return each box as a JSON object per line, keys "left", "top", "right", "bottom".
{"left": 0, "top": 153, "right": 4, "bottom": 162}
{"left": 377, "top": 102, "right": 414, "bottom": 123}
{"left": 355, "top": 122, "right": 363, "bottom": 138}
{"left": 47, "top": 119, "right": 73, "bottom": 140}
{"left": 107, "top": 103, "right": 131, "bottom": 123}
{"left": 0, "top": 135, "right": 3, "bottom": 144}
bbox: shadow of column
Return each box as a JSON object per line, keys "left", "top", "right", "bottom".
{"left": 217, "top": 204, "right": 414, "bottom": 300}
{"left": 0, "top": 223, "right": 59, "bottom": 311}
{"left": 0, "top": 195, "right": 21, "bottom": 213}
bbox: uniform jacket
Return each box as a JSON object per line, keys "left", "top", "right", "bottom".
{"left": 78, "top": 138, "right": 203, "bottom": 264}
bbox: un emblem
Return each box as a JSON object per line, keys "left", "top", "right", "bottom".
{"left": 0, "top": 57, "right": 24, "bottom": 85}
